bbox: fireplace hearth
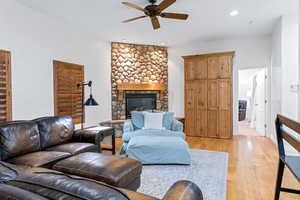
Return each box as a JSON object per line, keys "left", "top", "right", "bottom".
{"left": 125, "top": 93, "right": 157, "bottom": 119}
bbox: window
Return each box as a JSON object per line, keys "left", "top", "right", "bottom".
{"left": 0, "top": 50, "right": 12, "bottom": 122}
{"left": 53, "top": 60, "right": 84, "bottom": 124}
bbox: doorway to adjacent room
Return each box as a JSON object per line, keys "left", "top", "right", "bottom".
{"left": 238, "top": 68, "right": 267, "bottom": 137}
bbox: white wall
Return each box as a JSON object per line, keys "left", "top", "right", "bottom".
{"left": 168, "top": 36, "right": 271, "bottom": 135}
{"left": 0, "top": 0, "right": 111, "bottom": 127}
{"left": 281, "top": 15, "right": 299, "bottom": 120}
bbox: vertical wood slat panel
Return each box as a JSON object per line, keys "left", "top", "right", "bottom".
{"left": 0, "top": 50, "right": 12, "bottom": 121}
{"left": 53, "top": 60, "right": 84, "bottom": 124}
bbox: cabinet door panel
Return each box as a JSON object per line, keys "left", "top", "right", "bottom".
{"left": 218, "top": 79, "right": 231, "bottom": 110}
{"left": 185, "top": 82, "right": 196, "bottom": 136}
{"left": 218, "top": 79, "right": 232, "bottom": 138}
{"left": 208, "top": 57, "right": 219, "bottom": 79}
{"left": 185, "top": 60, "right": 195, "bottom": 81}
{"left": 218, "top": 110, "right": 232, "bottom": 138}
{"left": 219, "top": 56, "right": 232, "bottom": 78}
{"left": 207, "top": 80, "right": 218, "bottom": 137}
{"left": 208, "top": 80, "right": 218, "bottom": 108}
{"left": 195, "top": 80, "right": 207, "bottom": 137}
{"left": 207, "top": 110, "right": 218, "bottom": 137}
{"left": 194, "top": 58, "right": 208, "bottom": 80}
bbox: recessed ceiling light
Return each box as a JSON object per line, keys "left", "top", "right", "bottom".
{"left": 230, "top": 10, "right": 239, "bottom": 16}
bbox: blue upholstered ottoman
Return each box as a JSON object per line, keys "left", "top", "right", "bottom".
{"left": 126, "top": 136, "right": 191, "bottom": 165}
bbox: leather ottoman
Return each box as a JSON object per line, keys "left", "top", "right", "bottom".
{"left": 52, "top": 152, "right": 142, "bottom": 191}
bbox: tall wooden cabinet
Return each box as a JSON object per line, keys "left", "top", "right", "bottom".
{"left": 183, "top": 52, "right": 234, "bottom": 139}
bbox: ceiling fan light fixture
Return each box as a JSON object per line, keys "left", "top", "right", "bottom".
{"left": 230, "top": 10, "right": 239, "bottom": 16}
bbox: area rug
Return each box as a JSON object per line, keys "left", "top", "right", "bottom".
{"left": 137, "top": 149, "right": 228, "bottom": 200}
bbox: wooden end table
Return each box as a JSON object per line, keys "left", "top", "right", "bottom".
{"left": 85, "top": 126, "right": 116, "bottom": 155}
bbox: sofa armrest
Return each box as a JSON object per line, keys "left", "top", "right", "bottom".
{"left": 72, "top": 129, "right": 103, "bottom": 147}
{"left": 163, "top": 181, "right": 203, "bottom": 200}
{"left": 123, "top": 120, "right": 134, "bottom": 133}
{"left": 171, "top": 120, "right": 183, "bottom": 132}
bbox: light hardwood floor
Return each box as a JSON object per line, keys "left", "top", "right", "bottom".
{"left": 115, "top": 136, "right": 300, "bottom": 200}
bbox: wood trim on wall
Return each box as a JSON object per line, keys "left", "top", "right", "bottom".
{"left": 182, "top": 51, "right": 235, "bottom": 59}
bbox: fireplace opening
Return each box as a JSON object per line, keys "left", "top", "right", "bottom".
{"left": 125, "top": 93, "right": 157, "bottom": 119}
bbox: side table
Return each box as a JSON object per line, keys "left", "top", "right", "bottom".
{"left": 85, "top": 126, "right": 116, "bottom": 155}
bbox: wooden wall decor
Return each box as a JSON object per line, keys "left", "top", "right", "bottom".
{"left": 53, "top": 60, "right": 84, "bottom": 124}
{"left": 0, "top": 50, "right": 12, "bottom": 122}
{"left": 183, "top": 51, "right": 234, "bottom": 139}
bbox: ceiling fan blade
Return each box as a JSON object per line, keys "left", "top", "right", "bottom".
{"left": 122, "top": 16, "right": 147, "bottom": 23}
{"left": 122, "top": 2, "right": 145, "bottom": 12}
{"left": 157, "top": 0, "right": 176, "bottom": 12}
{"left": 160, "top": 13, "right": 189, "bottom": 20}
{"left": 151, "top": 17, "right": 160, "bottom": 30}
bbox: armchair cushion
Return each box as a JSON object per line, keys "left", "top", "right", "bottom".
{"left": 45, "top": 143, "right": 98, "bottom": 155}
{"left": 122, "top": 129, "right": 185, "bottom": 143}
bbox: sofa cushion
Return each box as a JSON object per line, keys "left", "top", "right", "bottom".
{"left": 0, "top": 121, "right": 40, "bottom": 161}
{"left": 7, "top": 151, "right": 71, "bottom": 168}
{"left": 45, "top": 142, "right": 98, "bottom": 155}
{"left": 53, "top": 152, "right": 142, "bottom": 190}
{"left": 33, "top": 116, "right": 74, "bottom": 149}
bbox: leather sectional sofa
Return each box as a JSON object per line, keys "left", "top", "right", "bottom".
{"left": 0, "top": 116, "right": 203, "bottom": 200}
{"left": 0, "top": 116, "right": 101, "bottom": 168}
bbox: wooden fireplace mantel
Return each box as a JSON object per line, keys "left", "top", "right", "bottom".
{"left": 117, "top": 83, "right": 166, "bottom": 101}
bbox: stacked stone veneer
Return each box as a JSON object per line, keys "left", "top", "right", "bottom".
{"left": 111, "top": 42, "right": 168, "bottom": 120}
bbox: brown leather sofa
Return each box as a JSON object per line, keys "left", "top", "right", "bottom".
{"left": 0, "top": 116, "right": 101, "bottom": 168}
{"left": 0, "top": 161, "right": 203, "bottom": 200}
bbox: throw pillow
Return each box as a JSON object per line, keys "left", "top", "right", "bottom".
{"left": 163, "top": 112, "right": 175, "bottom": 130}
{"left": 131, "top": 111, "right": 144, "bottom": 129}
{"left": 143, "top": 112, "right": 164, "bottom": 130}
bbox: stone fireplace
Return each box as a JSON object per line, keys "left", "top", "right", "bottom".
{"left": 111, "top": 42, "right": 168, "bottom": 120}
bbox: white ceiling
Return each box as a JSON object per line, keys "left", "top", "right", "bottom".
{"left": 16, "top": 0, "right": 298, "bottom": 46}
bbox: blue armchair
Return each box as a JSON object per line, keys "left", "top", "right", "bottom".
{"left": 120, "top": 112, "right": 191, "bottom": 165}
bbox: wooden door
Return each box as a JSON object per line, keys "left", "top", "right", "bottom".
{"left": 207, "top": 80, "right": 218, "bottom": 138}
{"left": 218, "top": 79, "right": 232, "bottom": 138}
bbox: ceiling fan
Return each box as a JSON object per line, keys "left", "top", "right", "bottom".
{"left": 122, "top": 0, "right": 189, "bottom": 30}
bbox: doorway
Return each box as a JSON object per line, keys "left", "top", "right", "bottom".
{"left": 238, "top": 68, "right": 267, "bottom": 136}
